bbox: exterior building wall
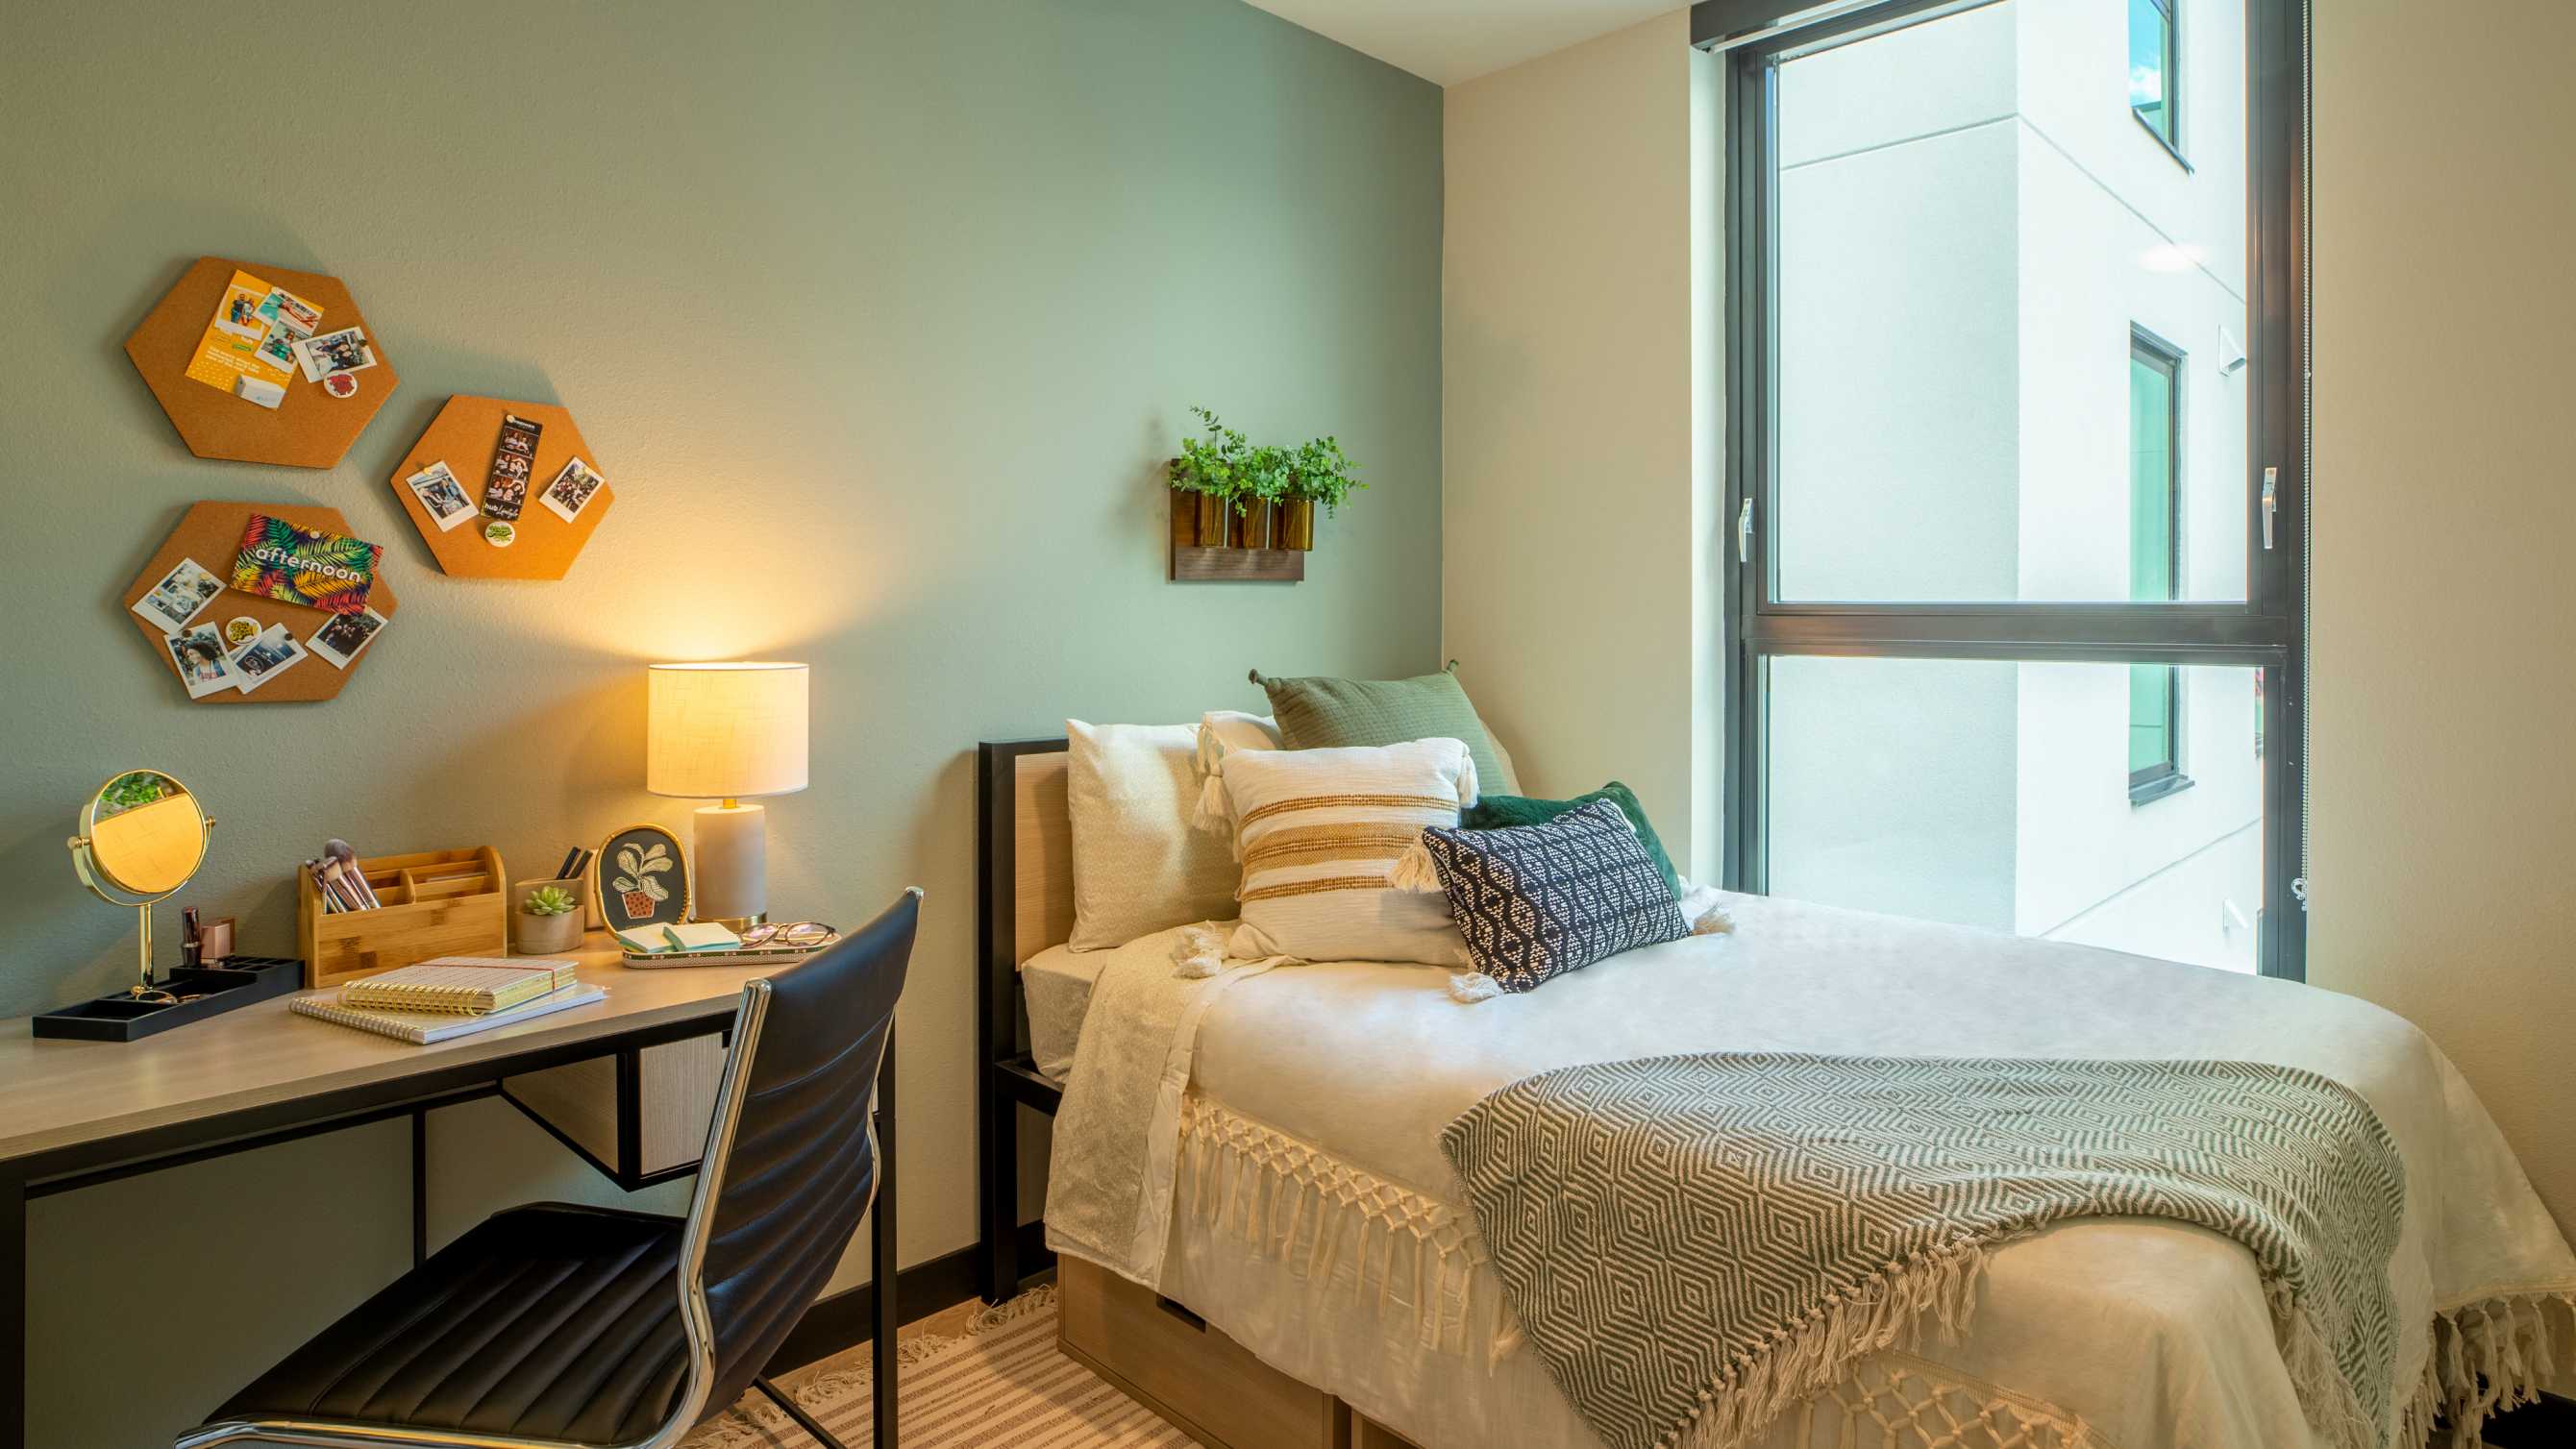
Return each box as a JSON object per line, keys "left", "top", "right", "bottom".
{"left": 1771, "top": 0, "right": 2263, "bottom": 971}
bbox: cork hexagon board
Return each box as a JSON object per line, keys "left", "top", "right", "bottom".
{"left": 124, "top": 502, "right": 399, "bottom": 705}
{"left": 123, "top": 258, "right": 398, "bottom": 468}
{"left": 390, "top": 397, "right": 614, "bottom": 580}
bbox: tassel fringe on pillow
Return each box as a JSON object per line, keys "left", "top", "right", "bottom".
{"left": 1388, "top": 837, "right": 1444, "bottom": 894}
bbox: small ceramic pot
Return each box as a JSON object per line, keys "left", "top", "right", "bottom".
{"left": 511, "top": 877, "right": 586, "bottom": 955}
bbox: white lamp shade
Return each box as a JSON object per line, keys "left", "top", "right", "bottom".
{"left": 647, "top": 662, "right": 809, "bottom": 799}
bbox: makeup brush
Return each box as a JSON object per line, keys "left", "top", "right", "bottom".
{"left": 324, "top": 839, "right": 382, "bottom": 909}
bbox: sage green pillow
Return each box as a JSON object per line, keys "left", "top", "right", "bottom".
{"left": 1251, "top": 666, "right": 1516, "bottom": 795}
{"left": 1463, "top": 780, "right": 1682, "bottom": 899}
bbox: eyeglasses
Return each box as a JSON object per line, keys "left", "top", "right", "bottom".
{"left": 738, "top": 920, "right": 835, "bottom": 949}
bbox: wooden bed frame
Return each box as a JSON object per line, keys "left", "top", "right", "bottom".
{"left": 974, "top": 737, "right": 1420, "bottom": 1449}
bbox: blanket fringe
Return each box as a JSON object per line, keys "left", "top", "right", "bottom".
{"left": 2399, "top": 1289, "right": 2576, "bottom": 1449}
{"left": 1178, "top": 1095, "right": 1488, "bottom": 1353}
{"left": 1170, "top": 922, "right": 1226, "bottom": 979}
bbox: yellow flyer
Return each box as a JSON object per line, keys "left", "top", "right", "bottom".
{"left": 181, "top": 268, "right": 318, "bottom": 397}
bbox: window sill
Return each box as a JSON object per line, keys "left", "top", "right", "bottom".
{"left": 2129, "top": 771, "right": 2196, "bottom": 806}
{"left": 2131, "top": 111, "right": 2194, "bottom": 173}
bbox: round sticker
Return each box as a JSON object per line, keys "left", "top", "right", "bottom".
{"left": 323, "top": 374, "right": 359, "bottom": 399}
{"left": 223, "top": 616, "right": 261, "bottom": 649}
{"left": 483, "top": 521, "right": 517, "bottom": 548}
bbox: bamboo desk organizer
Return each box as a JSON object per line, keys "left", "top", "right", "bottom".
{"left": 297, "top": 847, "right": 508, "bottom": 989}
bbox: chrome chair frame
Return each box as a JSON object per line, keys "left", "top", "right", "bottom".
{"left": 177, "top": 890, "right": 912, "bottom": 1449}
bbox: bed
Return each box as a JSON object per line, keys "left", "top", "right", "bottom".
{"left": 975, "top": 737, "right": 2576, "bottom": 1449}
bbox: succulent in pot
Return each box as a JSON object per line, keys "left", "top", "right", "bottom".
{"left": 512, "top": 879, "right": 587, "bottom": 954}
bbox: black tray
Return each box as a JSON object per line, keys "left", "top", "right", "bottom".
{"left": 32, "top": 956, "right": 305, "bottom": 1043}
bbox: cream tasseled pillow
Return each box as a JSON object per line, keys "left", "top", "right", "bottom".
{"left": 1198, "top": 736, "right": 1478, "bottom": 967}
{"left": 1065, "top": 718, "right": 1274, "bottom": 950}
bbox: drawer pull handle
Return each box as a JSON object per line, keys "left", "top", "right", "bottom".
{"left": 1153, "top": 1295, "right": 1207, "bottom": 1332}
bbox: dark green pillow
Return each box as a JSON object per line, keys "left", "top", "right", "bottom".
{"left": 1251, "top": 665, "right": 1514, "bottom": 794}
{"left": 1463, "top": 781, "right": 1681, "bottom": 899}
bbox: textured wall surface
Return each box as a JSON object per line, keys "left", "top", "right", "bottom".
{"left": 0, "top": 2, "right": 1440, "bottom": 1439}
{"left": 2308, "top": 0, "right": 2576, "bottom": 1236}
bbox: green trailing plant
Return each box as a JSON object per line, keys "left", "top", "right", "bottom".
{"left": 1167, "top": 406, "right": 1365, "bottom": 515}
{"left": 522, "top": 885, "right": 578, "bottom": 918}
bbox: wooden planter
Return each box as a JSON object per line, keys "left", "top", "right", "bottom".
{"left": 1281, "top": 499, "right": 1316, "bottom": 551}
{"left": 1169, "top": 488, "right": 1304, "bottom": 583}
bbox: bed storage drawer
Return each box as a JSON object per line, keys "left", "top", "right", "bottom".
{"left": 1057, "top": 1254, "right": 1346, "bottom": 1449}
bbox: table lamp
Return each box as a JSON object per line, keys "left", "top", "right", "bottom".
{"left": 647, "top": 661, "right": 808, "bottom": 930}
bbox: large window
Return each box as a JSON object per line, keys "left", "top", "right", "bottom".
{"left": 1701, "top": 0, "right": 2308, "bottom": 978}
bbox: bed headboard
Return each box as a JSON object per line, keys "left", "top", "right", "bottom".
{"left": 978, "top": 739, "right": 1073, "bottom": 1075}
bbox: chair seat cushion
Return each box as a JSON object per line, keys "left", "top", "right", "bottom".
{"left": 206, "top": 1203, "right": 693, "bottom": 1444}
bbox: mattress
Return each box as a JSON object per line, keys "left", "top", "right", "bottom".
{"left": 1021, "top": 942, "right": 1104, "bottom": 1083}
{"left": 1045, "top": 902, "right": 2576, "bottom": 1449}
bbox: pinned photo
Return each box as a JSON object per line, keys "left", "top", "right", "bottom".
{"left": 132, "top": 557, "right": 227, "bottom": 632}
{"left": 405, "top": 460, "right": 478, "bottom": 531}
{"left": 292, "top": 326, "right": 377, "bottom": 382}
{"left": 540, "top": 457, "right": 607, "bottom": 523}
{"left": 483, "top": 412, "right": 543, "bottom": 521}
{"left": 257, "top": 328, "right": 299, "bottom": 373}
{"left": 308, "top": 606, "right": 387, "bottom": 669}
{"left": 227, "top": 623, "right": 309, "bottom": 695}
{"left": 164, "top": 626, "right": 238, "bottom": 700}
{"left": 260, "top": 287, "right": 323, "bottom": 339}
{"left": 215, "top": 283, "right": 270, "bottom": 338}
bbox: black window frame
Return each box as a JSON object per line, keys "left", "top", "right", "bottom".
{"left": 1697, "top": 0, "right": 2310, "bottom": 980}
{"left": 2126, "top": 328, "right": 2190, "bottom": 805}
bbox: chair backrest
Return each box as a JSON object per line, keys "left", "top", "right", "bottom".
{"left": 680, "top": 888, "right": 919, "bottom": 1419}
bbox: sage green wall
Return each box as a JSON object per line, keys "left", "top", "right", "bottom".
{"left": 0, "top": 1, "right": 1440, "bottom": 1440}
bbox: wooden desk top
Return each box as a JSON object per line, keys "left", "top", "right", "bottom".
{"left": 0, "top": 936, "right": 799, "bottom": 1172}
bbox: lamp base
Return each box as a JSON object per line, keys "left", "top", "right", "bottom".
{"left": 692, "top": 802, "right": 767, "bottom": 928}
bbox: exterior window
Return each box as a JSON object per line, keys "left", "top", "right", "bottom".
{"left": 2130, "top": 0, "right": 2180, "bottom": 153}
{"left": 1721, "top": 0, "right": 2309, "bottom": 979}
{"left": 2129, "top": 334, "right": 2187, "bottom": 802}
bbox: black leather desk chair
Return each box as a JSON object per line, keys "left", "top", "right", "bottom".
{"left": 177, "top": 888, "right": 920, "bottom": 1449}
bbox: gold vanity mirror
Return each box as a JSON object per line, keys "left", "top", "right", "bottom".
{"left": 68, "top": 770, "right": 215, "bottom": 1004}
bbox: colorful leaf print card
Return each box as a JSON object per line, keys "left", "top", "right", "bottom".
{"left": 228, "top": 513, "right": 384, "bottom": 614}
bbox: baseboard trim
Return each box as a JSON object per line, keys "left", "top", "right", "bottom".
{"left": 765, "top": 1220, "right": 1053, "bottom": 1375}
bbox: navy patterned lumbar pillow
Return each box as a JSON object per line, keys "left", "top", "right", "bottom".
{"left": 1417, "top": 798, "right": 1690, "bottom": 993}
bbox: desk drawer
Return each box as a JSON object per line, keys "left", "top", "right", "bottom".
{"left": 1056, "top": 1254, "right": 1344, "bottom": 1449}
{"left": 502, "top": 1033, "right": 723, "bottom": 1187}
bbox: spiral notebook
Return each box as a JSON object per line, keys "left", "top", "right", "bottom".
{"left": 337, "top": 958, "right": 581, "bottom": 1016}
{"left": 291, "top": 983, "right": 607, "bottom": 1044}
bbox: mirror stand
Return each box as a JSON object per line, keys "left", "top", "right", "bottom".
{"left": 127, "top": 901, "right": 175, "bottom": 1004}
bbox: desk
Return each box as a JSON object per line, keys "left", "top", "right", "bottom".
{"left": 0, "top": 936, "right": 799, "bottom": 1449}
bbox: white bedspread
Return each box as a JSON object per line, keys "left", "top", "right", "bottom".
{"left": 1046, "top": 893, "right": 2576, "bottom": 1449}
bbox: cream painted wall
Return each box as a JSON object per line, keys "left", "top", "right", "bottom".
{"left": 2307, "top": 0, "right": 2576, "bottom": 1234}
{"left": 1442, "top": 11, "right": 1725, "bottom": 874}
{"left": 0, "top": 2, "right": 1440, "bottom": 1441}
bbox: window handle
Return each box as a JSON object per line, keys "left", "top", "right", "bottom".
{"left": 2261, "top": 468, "right": 2278, "bottom": 551}
{"left": 1738, "top": 498, "right": 1754, "bottom": 565}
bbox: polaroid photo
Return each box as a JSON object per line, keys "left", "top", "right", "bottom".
{"left": 405, "top": 460, "right": 478, "bottom": 531}
{"left": 164, "top": 626, "right": 239, "bottom": 700}
{"left": 260, "top": 287, "right": 323, "bottom": 339}
{"left": 215, "top": 283, "right": 271, "bottom": 339}
{"left": 308, "top": 606, "right": 387, "bottom": 669}
{"left": 539, "top": 456, "right": 607, "bottom": 523}
{"left": 256, "top": 326, "right": 300, "bottom": 374}
{"left": 226, "top": 624, "right": 309, "bottom": 695}
{"left": 133, "top": 557, "right": 227, "bottom": 632}
{"left": 293, "top": 326, "right": 377, "bottom": 382}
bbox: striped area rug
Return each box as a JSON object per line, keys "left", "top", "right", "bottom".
{"left": 682, "top": 1286, "right": 1197, "bottom": 1448}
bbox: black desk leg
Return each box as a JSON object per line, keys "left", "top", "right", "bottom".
{"left": 871, "top": 1030, "right": 898, "bottom": 1443}
{"left": 4, "top": 1173, "right": 25, "bottom": 1449}
{"left": 410, "top": 1107, "right": 428, "bottom": 1267}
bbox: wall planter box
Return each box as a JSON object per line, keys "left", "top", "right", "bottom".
{"left": 1169, "top": 488, "right": 1308, "bottom": 583}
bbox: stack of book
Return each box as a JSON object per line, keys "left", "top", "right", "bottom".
{"left": 289, "top": 956, "right": 604, "bottom": 1044}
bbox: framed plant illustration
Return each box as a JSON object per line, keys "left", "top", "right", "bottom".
{"left": 594, "top": 823, "right": 691, "bottom": 930}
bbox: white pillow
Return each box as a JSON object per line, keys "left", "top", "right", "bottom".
{"left": 1202, "top": 737, "right": 1479, "bottom": 967}
{"left": 1065, "top": 719, "right": 1265, "bottom": 950}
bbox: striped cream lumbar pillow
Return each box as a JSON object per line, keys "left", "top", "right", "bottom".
{"left": 1201, "top": 737, "right": 1478, "bottom": 966}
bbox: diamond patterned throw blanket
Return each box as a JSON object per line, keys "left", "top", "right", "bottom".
{"left": 1442, "top": 1054, "right": 2407, "bottom": 1449}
